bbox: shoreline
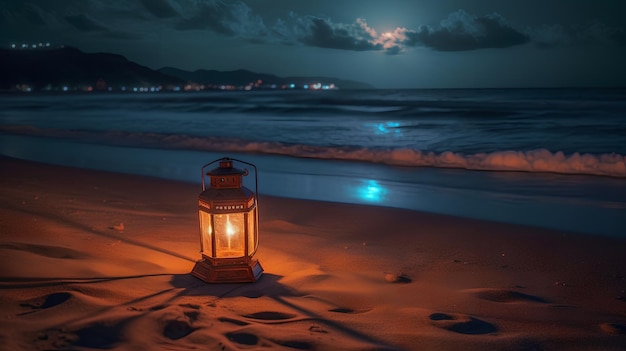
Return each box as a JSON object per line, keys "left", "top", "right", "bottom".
{"left": 2, "top": 136, "right": 625, "bottom": 238}
{"left": 1, "top": 155, "right": 625, "bottom": 350}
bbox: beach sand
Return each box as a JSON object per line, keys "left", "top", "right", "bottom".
{"left": 1, "top": 155, "right": 625, "bottom": 350}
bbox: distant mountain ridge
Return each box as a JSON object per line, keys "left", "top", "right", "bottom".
{"left": 0, "top": 46, "right": 183, "bottom": 91}
{"left": 0, "top": 46, "right": 373, "bottom": 91}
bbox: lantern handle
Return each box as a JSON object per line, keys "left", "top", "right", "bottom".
{"left": 230, "top": 158, "right": 258, "bottom": 200}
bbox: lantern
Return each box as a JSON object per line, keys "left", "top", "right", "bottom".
{"left": 191, "top": 157, "right": 263, "bottom": 283}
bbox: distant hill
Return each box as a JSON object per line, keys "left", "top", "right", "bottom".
{"left": 0, "top": 46, "right": 184, "bottom": 91}
{"left": 0, "top": 46, "right": 373, "bottom": 92}
{"left": 158, "top": 67, "right": 374, "bottom": 90}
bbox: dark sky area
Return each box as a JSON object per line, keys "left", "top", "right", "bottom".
{"left": 1, "top": 0, "right": 625, "bottom": 89}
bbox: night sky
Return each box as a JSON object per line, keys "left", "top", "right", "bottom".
{"left": 1, "top": 0, "right": 625, "bottom": 89}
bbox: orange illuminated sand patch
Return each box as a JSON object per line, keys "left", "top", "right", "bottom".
{"left": 1, "top": 155, "right": 625, "bottom": 351}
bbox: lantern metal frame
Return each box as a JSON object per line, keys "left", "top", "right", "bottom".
{"left": 191, "top": 157, "right": 263, "bottom": 283}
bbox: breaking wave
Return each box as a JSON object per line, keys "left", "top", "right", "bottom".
{"left": 2, "top": 125, "right": 625, "bottom": 177}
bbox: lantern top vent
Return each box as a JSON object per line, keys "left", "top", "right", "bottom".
{"left": 202, "top": 158, "right": 254, "bottom": 191}
{"left": 206, "top": 159, "right": 248, "bottom": 177}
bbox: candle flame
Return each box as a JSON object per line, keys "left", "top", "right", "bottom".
{"left": 225, "top": 215, "right": 236, "bottom": 236}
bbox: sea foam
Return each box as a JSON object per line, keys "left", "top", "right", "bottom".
{"left": 2, "top": 125, "right": 625, "bottom": 177}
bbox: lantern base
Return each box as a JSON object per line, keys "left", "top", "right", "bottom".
{"left": 191, "top": 258, "right": 263, "bottom": 283}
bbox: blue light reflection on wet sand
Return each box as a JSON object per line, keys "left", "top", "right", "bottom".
{"left": 356, "top": 180, "right": 388, "bottom": 203}
{"left": 1, "top": 134, "right": 625, "bottom": 237}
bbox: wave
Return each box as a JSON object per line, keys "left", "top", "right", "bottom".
{"left": 0, "top": 92, "right": 521, "bottom": 119}
{"left": 2, "top": 125, "right": 625, "bottom": 178}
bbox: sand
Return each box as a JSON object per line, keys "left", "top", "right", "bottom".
{"left": 1, "top": 155, "right": 625, "bottom": 350}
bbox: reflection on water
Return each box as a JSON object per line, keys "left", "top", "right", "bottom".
{"left": 355, "top": 179, "right": 388, "bottom": 203}
{"left": 371, "top": 121, "right": 402, "bottom": 135}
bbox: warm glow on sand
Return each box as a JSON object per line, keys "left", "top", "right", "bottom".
{"left": 1, "top": 156, "right": 625, "bottom": 350}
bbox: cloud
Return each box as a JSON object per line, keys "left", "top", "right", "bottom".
{"left": 175, "top": 1, "right": 236, "bottom": 34}
{"left": 298, "top": 17, "right": 382, "bottom": 51}
{"left": 224, "top": 1, "right": 268, "bottom": 38}
{"left": 529, "top": 22, "right": 626, "bottom": 48}
{"left": 272, "top": 15, "right": 406, "bottom": 54}
{"left": 174, "top": 0, "right": 267, "bottom": 38}
{"left": 63, "top": 8, "right": 143, "bottom": 40}
{"left": 0, "top": 0, "right": 141, "bottom": 42}
{"left": 140, "top": 0, "right": 179, "bottom": 19}
{"left": 3, "top": 1, "right": 623, "bottom": 55}
{"left": 401, "top": 10, "right": 530, "bottom": 51}
{"left": 269, "top": 9, "right": 529, "bottom": 54}
{"left": 15, "top": 3, "right": 47, "bottom": 25}
{"left": 64, "top": 13, "right": 139, "bottom": 39}
{"left": 0, "top": 1, "right": 54, "bottom": 26}
{"left": 65, "top": 14, "right": 108, "bottom": 32}
{"left": 373, "top": 28, "right": 415, "bottom": 55}
{"left": 207, "top": 5, "right": 623, "bottom": 53}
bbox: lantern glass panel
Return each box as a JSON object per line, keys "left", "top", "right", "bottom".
{"left": 248, "top": 208, "right": 257, "bottom": 255}
{"left": 214, "top": 213, "right": 245, "bottom": 258}
{"left": 199, "top": 210, "right": 213, "bottom": 256}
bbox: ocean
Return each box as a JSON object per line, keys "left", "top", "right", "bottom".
{"left": 1, "top": 88, "right": 625, "bottom": 237}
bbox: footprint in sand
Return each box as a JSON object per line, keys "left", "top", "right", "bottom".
{"left": 163, "top": 319, "right": 195, "bottom": 340}
{"left": 40, "top": 320, "right": 129, "bottom": 349}
{"left": 242, "top": 311, "right": 297, "bottom": 320}
{"left": 0, "top": 242, "right": 88, "bottom": 259}
{"left": 19, "top": 292, "right": 72, "bottom": 314}
{"left": 225, "top": 331, "right": 313, "bottom": 350}
{"left": 219, "top": 312, "right": 292, "bottom": 348}
{"left": 329, "top": 307, "right": 371, "bottom": 314}
{"left": 218, "top": 316, "right": 250, "bottom": 326}
{"left": 74, "top": 321, "right": 128, "bottom": 348}
{"left": 273, "top": 340, "right": 313, "bottom": 350}
{"left": 429, "top": 312, "right": 498, "bottom": 335}
{"left": 226, "top": 332, "right": 259, "bottom": 346}
{"left": 470, "top": 288, "right": 549, "bottom": 304}
{"left": 160, "top": 304, "right": 201, "bottom": 340}
{"left": 178, "top": 303, "right": 201, "bottom": 310}
{"left": 223, "top": 312, "right": 314, "bottom": 349}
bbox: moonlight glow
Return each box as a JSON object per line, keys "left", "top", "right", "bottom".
{"left": 1, "top": 1, "right": 623, "bottom": 89}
